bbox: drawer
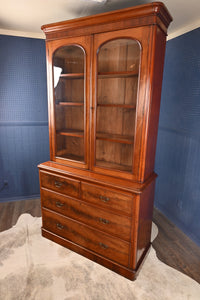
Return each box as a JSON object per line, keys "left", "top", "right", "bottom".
{"left": 81, "top": 182, "right": 133, "bottom": 214}
{"left": 42, "top": 209, "right": 130, "bottom": 267}
{"left": 41, "top": 189, "right": 131, "bottom": 241}
{"left": 40, "top": 171, "right": 80, "bottom": 198}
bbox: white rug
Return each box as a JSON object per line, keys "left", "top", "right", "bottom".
{"left": 0, "top": 214, "right": 199, "bottom": 300}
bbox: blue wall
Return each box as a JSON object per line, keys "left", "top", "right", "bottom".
{"left": 155, "top": 27, "right": 200, "bottom": 246}
{"left": 0, "top": 29, "right": 199, "bottom": 246}
{"left": 0, "top": 35, "right": 49, "bottom": 201}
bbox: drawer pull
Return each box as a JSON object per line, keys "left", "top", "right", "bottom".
{"left": 99, "top": 195, "right": 110, "bottom": 203}
{"left": 56, "top": 201, "right": 64, "bottom": 208}
{"left": 99, "top": 217, "right": 109, "bottom": 225}
{"left": 99, "top": 242, "right": 108, "bottom": 250}
{"left": 55, "top": 181, "right": 63, "bottom": 188}
{"left": 56, "top": 223, "right": 64, "bottom": 230}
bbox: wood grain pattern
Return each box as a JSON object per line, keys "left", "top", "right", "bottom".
{"left": 42, "top": 228, "right": 136, "bottom": 280}
{"left": 38, "top": 161, "right": 157, "bottom": 193}
{"left": 1, "top": 200, "right": 199, "bottom": 283}
{"left": 81, "top": 182, "right": 133, "bottom": 215}
{"left": 0, "top": 199, "right": 41, "bottom": 232}
{"left": 40, "top": 171, "right": 80, "bottom": 198}
{"left": 41, "top": 188, "right": 132, "bottom": 241}
{"left": 152, "top": 209, "right": 200, "bottom": 284}
{"left": 42, "top": 208, "right": 130, "bottom": 267}
{"left": 142, "top": 26, "right": 168, "bottom": 180}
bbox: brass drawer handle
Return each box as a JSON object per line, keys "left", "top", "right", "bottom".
{"left": 56, "top": 223, "right": 64, "bottom": 230}
{"left": 56, "top": 201, "right": 64, "bottom": 208}
{"left": 55, "top": 181, "right": 63, "bottom": 188}
{"left": 99, "top": 195, "right": 110, "bottom": 203}
{"left": 99, "top": 217, "right": 109, "bottom": 224}
{"left": 99, "top": 242, "right": 108, "bottom": 250}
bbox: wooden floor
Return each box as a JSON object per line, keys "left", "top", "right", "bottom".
{"left": 152, "top": 209, "right": 200, "bottom": 284}
{"left": 0, "top": 198, "right": 200, "bottom": 284}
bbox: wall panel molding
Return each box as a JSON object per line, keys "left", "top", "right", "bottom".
{"left": 0, "top": 194, "right": 40, "bottom": 203}
{"left": 0, "top": 121, "right": 48, "bottom": 126}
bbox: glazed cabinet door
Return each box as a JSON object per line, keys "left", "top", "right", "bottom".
{"left": 46, "top": 36, "right": 91, "bottom": 169}
{"left": 91, "top": 27, "right": 152, "bottom": 180}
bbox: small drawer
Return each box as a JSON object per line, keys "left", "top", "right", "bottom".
{"left": 40, "top": 171, "right": 80, "bottom": 198}
{"left": 81, "top": 182, "right": 133, "bottom": 214}
{"left": 42, "top": 209, "right": 130, "bottom": 267}
{"left": 41, "top": 189, "right": 131, "bottom": 241}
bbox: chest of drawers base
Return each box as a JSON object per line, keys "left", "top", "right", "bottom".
{"left": 39, "top": 163, "right": 156, "bottom": 280}
{"left": 41, "top": 226, "right": 151, "bottom": 281}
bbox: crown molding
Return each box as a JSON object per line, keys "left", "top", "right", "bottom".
{"left": 41, "top": 2, "right": 172, "bottom": 40}
{"left": 0, "top": 28, "right": 44, "bottom": 39}
{"left": 168, "top": 20, "right": 200, "bottom": 40}
{"left": 1, "top": 19, "right": 200, "bottom": 42}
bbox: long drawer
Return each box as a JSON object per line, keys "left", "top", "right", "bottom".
{"left": 41, "top": 188, "right": 131, "bottom": 241}
{"left": 81, "top": 182, "right": 133, "bottom": 215}
{"left": 40, "top": 171, "right": 80, "bottom": 198}
{"left": 42, "top": 208, "right": 130, "bottom": 267}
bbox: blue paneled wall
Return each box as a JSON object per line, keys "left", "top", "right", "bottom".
{"left": 0, "top": 29, "right": 199, "bottom": 246}
{"left": 155, "top": 27, "right": 200, "bottom": 246}
{"left": 0, "top": 35, "right": 49, "bottom": 201}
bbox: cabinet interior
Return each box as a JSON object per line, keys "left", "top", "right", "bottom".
{"left": 53, "top": 45, "right": 85, "bottom": 162}
{"left": 95, "top": 38, "right": 140, "bottom": 172}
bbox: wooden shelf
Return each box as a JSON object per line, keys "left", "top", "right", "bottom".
{"left": 97, "top": 103, "right": 136, "bottom": 109}
{"left": 55, "top": 101, "right": 84, "bottom": 106}
{"left": 60, "top": 73, "right": 84, "bottom": 79}
{"left": 96, "top": 159, "right": 132, "bottom": 172}
{"left": 98, "top": 70, "right": 138, "bottom": 79}
{"left": 56, "top": 151, "right": 84, "bottom": 162}
{"left": 96, "top": 132, "right": 134, "bottom": 144}
{"left": 56, "top": 129, "right": 84, "bottom": 138}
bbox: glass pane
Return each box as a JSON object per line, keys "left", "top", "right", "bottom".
{"left": 96, "top": 39, "right": 140, "bottom": 172}
{"left": 53, "top": 45, "right": 85, "bottom": 162}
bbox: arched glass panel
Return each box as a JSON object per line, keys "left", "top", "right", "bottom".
{"left": 53, "top": 45, "right": 85, "bottom": 162}
{"left": 95, "top": 39, "right": 140, "bottom": 172}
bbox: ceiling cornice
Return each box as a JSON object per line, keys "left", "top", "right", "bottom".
{"left": 0, "top": 28, "right": 44, "bottom": 39}
{"left": 167, "top": 19, "right": 200, "bottom": 40}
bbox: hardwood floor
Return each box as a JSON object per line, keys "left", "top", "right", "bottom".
{"left": 0, "top": 199, "right": 200, "bottom": 284}
{"left": 0, "top": 198, "right": 41, "bottom": 232}
{"left": 152, "top": 209, "right": 200, "bottom": 284}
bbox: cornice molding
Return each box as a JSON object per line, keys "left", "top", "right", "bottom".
{"left": 0, "top": 28, "right": 44, "bottom": 39}
{"left": 1, "top": 12, "right": 199, "bottom": 42}
{"left": 41, "top": 2, "right": 173, "bottom": 40}
{"left": 168, "top": 20, "right": 200, "bottom": 40}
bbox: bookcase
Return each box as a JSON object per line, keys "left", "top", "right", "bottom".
{"left": 38, "top": 2, "right": 172, "bottom": 280}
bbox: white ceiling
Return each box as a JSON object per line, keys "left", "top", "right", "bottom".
{"left": 0, "top": 0, "right": 200, "bottom": 39}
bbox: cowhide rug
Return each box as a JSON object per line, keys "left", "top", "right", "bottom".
{"left": 0, "top": 214, "right": 199, "bottom": 300}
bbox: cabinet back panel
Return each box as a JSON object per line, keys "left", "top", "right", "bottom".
{"left": 98, "top": 39, "right": 140, "bottom": 73}
{"left": 54, "top": 79, "right": 84, "bottom": 103}
{"left": 56, "top": 136, "right": 84, "bottom": 161}
{"left": 53, "top": 45, "right": 84, "bottom": 73}
{"left": 96, "top": 140, "right": 133, "bottom": 171}
{"left": 63, "top": 106, "right": 84, "bottom": 131}
{"left": 64, "top": 79, "right": 84, "bottom": 102}
{"left": 97, "top": 77, "right": 138, "bottom": 106}
{"left": 97, "top": 78, "right": 125, "bottom": 104}
{"left": 96, "top": 107, "right": 135, "bottom": 136}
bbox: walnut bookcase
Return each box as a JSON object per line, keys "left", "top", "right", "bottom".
{"left": 38, "top": 2, "right": 172, "bottom": 280}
